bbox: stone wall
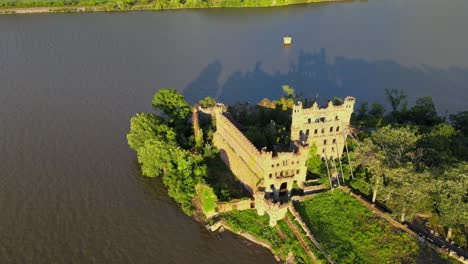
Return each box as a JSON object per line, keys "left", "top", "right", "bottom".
{"left": 217, "top": 198, "right": 253, "bottom": 213}
{"left": 291, "top": 97, "right": 355, "bottom": 160}
{"left": 211, "top": 108, "right": 309, "bottom": 195}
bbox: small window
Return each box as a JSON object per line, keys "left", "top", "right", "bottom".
{"left": 308, "top": 118, "right": 311, "bottom": 124}
{"left": 335, "top": 116, "right": 339, "bottom": 120}
{"left": 296, "top": 169, "right": 300, "bottom": 174}
{"left": 269, "top": 173, "right": 272, "bottom": 178}
{"left": 330, "top": 127, "right": 333, "bottom": 132}
{"left": 323, "top": 140, "right": 327, "bottom": 145}
{"left": 332, "top": 139, "right": 336, "bottom": 144}
{"left": 336, "top": 126, "right": 340, "bottom": 132}
{"left": 306, "top": 129, "right": 310, "bottom": 135}
{"left": 271, "top": 164, "right": 274, "bottom": 168}
{"left": 332, "top": 147, "right": 335, "bottom": 152}
{"left": 277, "top": 163, "right": 280, "bottom": 167}
{"left": 330, "top": 156, "right": 333, "bottom": 160}
{"left": 314, "top": 129, "right": 318, "bottom": 134}
{"left": 299, "top": 130, "right": 303, "bottom": 135}
{"left": 322, "top": 148, "right": 325, "bottom": 153}
{"left": 280, "top": 171, "right": 283, "bottom": 176}
{"left": 321, "top": 128, "right": 325, "bottom": 134}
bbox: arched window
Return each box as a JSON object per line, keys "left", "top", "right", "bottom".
{"left": 330, "top": 127, "right": 333, "bottom": 132}
{"left": 308, "top": 118, "right": 311, "bottom": 124}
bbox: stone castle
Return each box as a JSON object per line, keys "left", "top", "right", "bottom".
{"left": 197, "top": 96, "right": 355, "bottom": 226}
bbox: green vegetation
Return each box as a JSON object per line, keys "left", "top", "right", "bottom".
{"left": 229, "top": 86, "right": 298, "bottom": 151}
{"left": 195, "top": 183, "right": 217, "bottom": 215}
{"left": 349, "top": 89, "right": 468, "bottom": 248}
{"left": 221, "top": 209, "right": 313, "bottom": 263}
{"left": 127, "top": 88, "right": 216, "bottom": 216}
{"left": 296, "top": 190, "right": 420, "bottom": 263}
{"left": 0, "top": 0, "right": 339, "bottom": 12}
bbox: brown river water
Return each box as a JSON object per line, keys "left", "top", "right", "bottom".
{"left": 0, "top": 0, "right": 467, "bottom": 262}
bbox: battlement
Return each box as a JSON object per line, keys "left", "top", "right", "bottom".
{"left": 291, "top": 96, "right": 355, "bottom": 160}
{"left": 215, "top": 112, "right": 261, "bottom": 156}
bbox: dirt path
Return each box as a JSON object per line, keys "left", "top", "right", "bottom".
{"left": 284, "top": 214, "right": 319, "bottom": 263}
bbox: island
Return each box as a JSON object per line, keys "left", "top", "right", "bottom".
{"left": 127, "top": 87, "right": 467, "bottom": 263}
{"left": 0, "top": 0, "right": 341, "bottom": 15}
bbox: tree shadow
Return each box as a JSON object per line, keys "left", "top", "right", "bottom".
{"left": 183, "top": 49, "right": 468, "bottom": 113}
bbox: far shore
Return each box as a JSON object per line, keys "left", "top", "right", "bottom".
{"left": 0, "top": 0, "right": 343, "bottom": 15}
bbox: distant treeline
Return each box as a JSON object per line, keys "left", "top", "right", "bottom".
{"left": 0, "top": 0, "right": 336, "bottom": 11}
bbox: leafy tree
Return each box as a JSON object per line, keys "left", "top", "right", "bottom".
{"left": 198, "top": 96, "right": 216, "bottom": 108}
{"left": 386, "top": 167, "right": 432, "bottom": 222}
{"left": 384, "top": 88, "right": 406, "bottom": 113}
{"left": 409, "top": 96, "right": 442, "bottom": 127}
{"left": 418, "top": 123, "right": 458, "bottom": 167}
{"left": 306, "top": 143, "right": 324, "bottom": 176}
{"left": 282, "top": 85, "right": 295, "bottom": 98}
{"left": 356, "top": 102, "right": 369, "bottom": 121}
{"left": 127, "top": 113, "right": 176, "bottom": 151}
{"left": 354, "top": 138, "right": 386, "bottom": 202}
{"left": 162, "top": 150, "right": 206, "bottom": 215}
{"left": 435, "top": 162, "right": 468, "bottom": 238}
{"left": 369, "top": 103, "right": 385, "bottom": 119}
{"left": 137, "top": 138, "right": 176, "bottom": 177}
{"left": 332, "top": 96, "right": 343, "bottom": 106}
{"left": 370, "top": 125, "right": 421, "bottom": 168}
{"left": 450, "top": 111, "right": 468, "bottom": 136}
{"left": 152, "top": 89, "right": 191, "bottom": 125}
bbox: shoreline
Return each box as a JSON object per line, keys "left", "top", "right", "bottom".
{"left": 0, "top": 0, "right": 343, "bottom": 15}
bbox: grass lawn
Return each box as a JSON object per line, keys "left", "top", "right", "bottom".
{"left": 295, "top": 190, "right": 421, "bottom": 263}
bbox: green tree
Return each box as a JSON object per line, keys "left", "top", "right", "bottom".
{"left": 370, "top": 125, "right": 421, "bottom": 168}
{"left": 435, "top": 162, "right": 468, "bottom": 238}
{"left": 332, "top": 96, "right": 343, "bottom": 106}
{"left": 450, "top": 111, "right": 468, "bottom": 136}
{"left": 384, "top": 88, "right": 406, "bottom": 113}
{"left": 419, "top": 123, "right": 458, "bottom": 167}
{"left": 386, "top": 167, "right": 432, "bottom": 222}
{"left": 137, "top": 138, "right": 176, "bottom": 177}
{"left": 198, "top": 96, "right": 216, "bottom": 108}
{"left": 354, "top": 138, "right": 386, "bottom": 203}
{"left": 152, "top": 89, "right": 191, "bottom": 125}
{"left": 409, "top": 96, "right": 442, "bottom": 127}
{"left": 127, "top": 113, "right": 176, "bottom": 151}
{"left": 306, "top": 143, "right": 324, "bottom": 176}
{"left": 282, "top": 85, "right": 295, "bottom": 98}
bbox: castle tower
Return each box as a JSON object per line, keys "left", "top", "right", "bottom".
{"left": 290, "top": 97, "right": 355, "bottom": 160}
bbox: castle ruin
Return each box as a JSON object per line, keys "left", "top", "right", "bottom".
{"left": 197, "top": 96, "right": 355, "bottom": 226}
